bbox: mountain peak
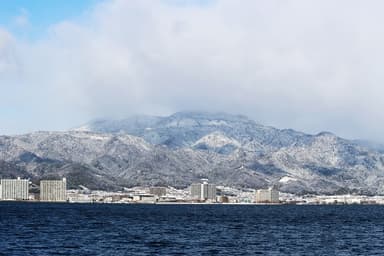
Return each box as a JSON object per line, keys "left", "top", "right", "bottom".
{"left": 316, "top": 131, "right": 336, "bottom": 137}
{"left": 2, "top": 112, "right": 384, "bottom": 194}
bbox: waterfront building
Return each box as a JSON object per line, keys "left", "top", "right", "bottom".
{"left": 132, "top": 194, "right": 156, "bottom": 203}
{"left": 149, "top": 187, "right": 167, "bottom": 197}
{"left": 217, "top": 195, "right": 229, "bottom": 203}
{"left": 255, "top": 187, "right": 279, "bottom": 203}
{"left": 40, "top": 178, "right": 67, "bottom": 202}
{"left": 0, "top": 177, "right": 29, "bottom": 200}
{"left": 190, "top": 179, "right": 216, "bottom": 202}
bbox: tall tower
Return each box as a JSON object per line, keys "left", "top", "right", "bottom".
{"left": 40, "top": 178, "right": 67, "bottom": 202}
{"left": 190, "top": 179, "right": 216, "bottom": 202}
{"left": 0, "top": 177, "right": 29, "bottom": 200}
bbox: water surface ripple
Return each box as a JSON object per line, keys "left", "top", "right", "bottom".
{"left": 1, "top": 203, "right": 384, "bottom": 255}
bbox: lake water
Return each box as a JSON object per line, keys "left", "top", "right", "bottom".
{"left": 1, "top": 203, "right": 384, "bottom": 255}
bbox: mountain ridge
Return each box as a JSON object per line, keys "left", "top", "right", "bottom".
{"left": 1, "top": 111, "right": 384, "bottom": 195}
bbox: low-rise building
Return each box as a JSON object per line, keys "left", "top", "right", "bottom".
{"left": 149, "top": 187, "right": 167, "bottom": 197}
{"left": 217, "top": 195, "right": 229, "bottom": 203}
{"left": 132, "top": 194, "right": 156, "bottom": 203}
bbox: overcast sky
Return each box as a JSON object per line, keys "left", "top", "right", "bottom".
{"left": 1, "top": 0, "right": 384, "bottom": 142}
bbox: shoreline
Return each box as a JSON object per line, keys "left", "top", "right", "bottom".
{"left": 1, "top": 200, "right": 384, "bottom": 205}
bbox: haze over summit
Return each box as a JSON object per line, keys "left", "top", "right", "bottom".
{"left": 1, "top": 0, "right": 384, "bottom": 142}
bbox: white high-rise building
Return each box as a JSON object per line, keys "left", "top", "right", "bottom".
{"left": 0, "top": 177, "right": 29, "bottom": 200}
{"left": 40, "top": 178, "right": 67, "bottom": 202}
{"left": 255, "top": 187, "right": 279, "bottom": 203}
{"left": 190, "top": 179, "right": 216, "bottom": 202}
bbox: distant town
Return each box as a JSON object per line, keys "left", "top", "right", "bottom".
{"left": 1, "top": 177, "right": 384, "bottom": 205}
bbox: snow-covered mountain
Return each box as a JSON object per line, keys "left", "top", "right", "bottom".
{"left": 75, "top": 111, "right": 311, "bottom": 151}
{"left": 192, "top": 131, "right": 241, "bottom": 154}
{"left": 2, "top": 111, "right": 384, "bottom": 194}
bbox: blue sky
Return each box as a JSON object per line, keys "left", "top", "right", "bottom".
{"left": 1, "top": 0, "right": 213, "bottom": 37}
{"left": 0, "top": 0, "right": 101, "bottom": 39}
{"left": 1, "top": 0, "right": 384, "bottom": 142}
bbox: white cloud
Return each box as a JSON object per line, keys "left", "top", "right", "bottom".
{"left": 0, "top": 28, "right": 18, "bottom": 75}
{"left": 2, "top": 0, "right": 384, "bottom": 141}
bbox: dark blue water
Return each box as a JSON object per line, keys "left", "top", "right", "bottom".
{"left": 1, "top": 203, "right": 384, "bottom": 255}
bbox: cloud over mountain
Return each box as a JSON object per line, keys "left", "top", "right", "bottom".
{"left": 1, "top": 0, "right": 384, "bottom": 142}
